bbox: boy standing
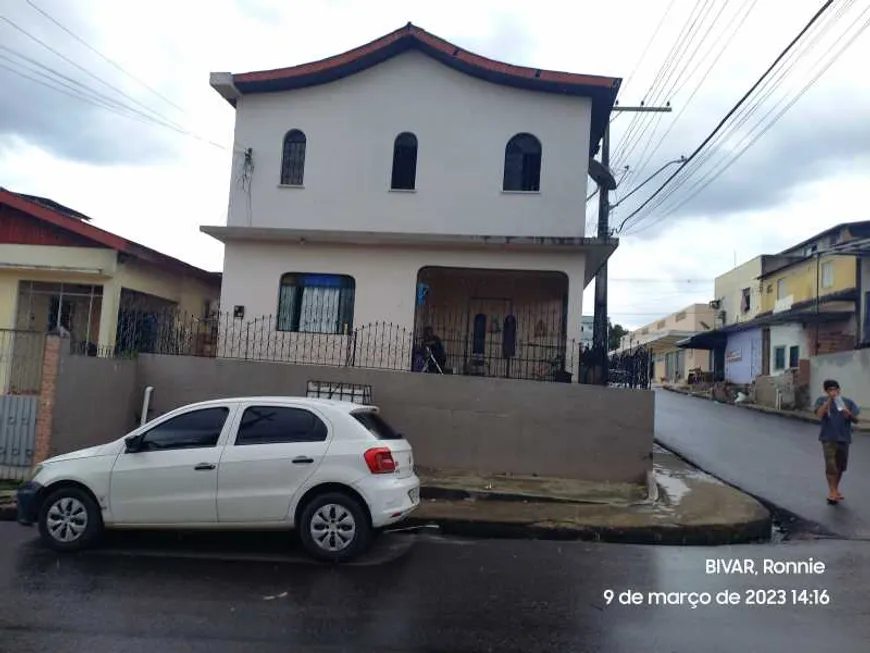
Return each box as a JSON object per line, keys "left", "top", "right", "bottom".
{"left": 814, "top": 379, "right": 860, "bottom": 504}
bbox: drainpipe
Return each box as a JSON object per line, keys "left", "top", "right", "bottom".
{"left": 814, "top": 252, "right": 821, "bottom": 355}
{"left": 140, "top": 386, "right": 154, "bottom": 427}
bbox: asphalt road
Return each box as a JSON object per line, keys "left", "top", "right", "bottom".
{"left": 2, "top": 523, "right": 870, "bottom": 652}
{"left": 654, "top": 390, "right": 870, "bottom": 540}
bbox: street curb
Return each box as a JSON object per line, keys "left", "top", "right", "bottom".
{"left": 402, "top": 512, "right": 771, "bottom": 546}
{"left": 661, "top": 386, "right": 869, "bottom": 432}
{"left": 419, "top": 486, "right": 639, "bottom": 506}
{"left": 653, "top": 439, "right": 839, "bottom": 540}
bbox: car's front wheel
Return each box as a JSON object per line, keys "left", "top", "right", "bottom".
{"left": 298, "top": 492, "right": 372, "bottom": 562}
{"left": 37, "top": 486, "right": 103, "bottom": 552}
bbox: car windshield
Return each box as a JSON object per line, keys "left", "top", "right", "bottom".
{"left": 352, "top": 410, "right": 403, "bottom": 440}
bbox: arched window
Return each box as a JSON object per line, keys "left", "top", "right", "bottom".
{"left": 503, "top": 133, "right": 542, "bottom": 192}
{"left": 280, "top": 129, "right": 307, "bottom": 186}
{"left": 391, "top": 132, "right": 418, "bottom": 190}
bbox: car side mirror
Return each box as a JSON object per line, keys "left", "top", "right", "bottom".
{"left": 124, "top": 434, "right": 143, "bottom": 453}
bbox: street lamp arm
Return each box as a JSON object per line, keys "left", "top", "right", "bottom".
{"left": 611, "top": 156, "right": 687, "bottom": 229}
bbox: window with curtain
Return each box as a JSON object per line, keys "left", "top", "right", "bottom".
{"left": 503, "top": 133, "right": 542, "bottom": 191}
{"left": 280, "top": 129, "right": 307, "bottom": 186}
{"left": 391, "top": 132, "right": 418, "bottom": 190}
{"left": 277, "top": 274, "right": 355, "bottom": 334}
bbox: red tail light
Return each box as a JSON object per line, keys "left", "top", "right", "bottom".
{"left": 364, "top": 447, "right": 397, "bottom": 474}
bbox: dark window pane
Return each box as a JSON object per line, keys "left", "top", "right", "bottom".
{"left": 236, "top": 406, "right": 328, "bottom": 445}
{"left": 281, "top": 130, "right": 306, "bottom": 185}
{"left": 503, "top": 133, "right": 542, "bottom": 191}
{"left": 353, "top": 410, "right": 403, "bottom": 440}
{"left": 142, "top": 407, "right": 229, "bottom": 451}
{"left": 277, "top": 273, "right": 355, "bottom": 334}
{"left": 391, "top": 132, "right": 418, "bottom": 190}
{"left": 774, "top": 347, "right": 786, "bottom": 370}
{"left": 788, "top": 346, "right": 800, "bottom": 368}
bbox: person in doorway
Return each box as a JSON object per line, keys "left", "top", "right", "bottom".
{"left": 421, "top": 326, "right": 447, "bottom": 373}
{"left": 814, "top": 379, "right": 860, "bottom": 504}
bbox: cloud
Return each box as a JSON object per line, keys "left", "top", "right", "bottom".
{"left": 0, "top": 1, "right": 182, "bottom": 164}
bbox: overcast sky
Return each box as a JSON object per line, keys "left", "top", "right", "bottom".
{"left": 1, "top": 0, "right": 868, "bottom": 330}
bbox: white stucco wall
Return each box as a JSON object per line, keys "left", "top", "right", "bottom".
{"left": 220, "top": 240, "right": 585, "bottom": 340}
{"left": 769, "top": 323, "right": 807, "bottom": 373}
{"left": 227, "top": 50, "right": 592, "bottom": 237}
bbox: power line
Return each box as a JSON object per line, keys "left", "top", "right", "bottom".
{"left": 24, "top": 0, "right": 186, "bottom": 113}
{"left": 624, "top": 0, "right": 860, "bottom": 234}
{"left": 0, "top": 14, "right": 187, "bottom": 130}
{"left": 622, "top": 0, "right": 758, "bottom": 194}
{"left": 0, "top": 14, "right": 234, "bottom": 152}
{"left": 628, "top": 1, "right": 870, "bottom": 236}
{"left": 633, "top": 0, "right": 853, "bottom": 222}
{"left": 617, "top": 0, "right": 836, "bottom": 230}
{"left": 617, "top": 1, "right": 720, "bottom": 168}
{"left": 617, "top": 0, "right": 678, "bottom": 97}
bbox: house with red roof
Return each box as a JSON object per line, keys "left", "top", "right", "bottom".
{"left": 202, "top": 23, "right": 621, "bottom": 379}
{"left": 0, "top": 188, "right": 221, "bottom": 390}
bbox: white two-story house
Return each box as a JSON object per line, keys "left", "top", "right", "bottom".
{"left": 202, "top": 23, "right": 621, "bottom": 379}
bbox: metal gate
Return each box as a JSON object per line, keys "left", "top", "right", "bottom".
{"left": 0, "top": 395, "right": 38, "bottom": 481}
{"left": 0, "top": 329, "right": 42, "bottom": 481}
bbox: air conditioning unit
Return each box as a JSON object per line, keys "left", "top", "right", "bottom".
{"left": 709, "top": 299, "right": 721, "bottom": 309}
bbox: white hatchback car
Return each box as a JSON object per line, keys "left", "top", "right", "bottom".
{"left": 16, "top": 397, "right": 420, "bottom": 562}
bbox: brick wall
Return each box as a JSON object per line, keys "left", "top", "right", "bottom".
{"left": 32, "top": 335, "right": 61, "bottom": 466}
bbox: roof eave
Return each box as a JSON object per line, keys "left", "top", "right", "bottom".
{"left": 210, "top": 72, "right": 241, "bottom": 107}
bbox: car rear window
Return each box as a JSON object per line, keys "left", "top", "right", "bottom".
{"left": 352, "top": 410, "right": 403, "bottom": 440}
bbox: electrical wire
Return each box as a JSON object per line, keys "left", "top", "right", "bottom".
{"left": 24, "top": 0, "right": 187, "bottom": 113}
{"left": 0, "top": 14, "right": 235, "bottom": 151}
{"left": 628, "top": 1, "right": 870, "bottom": 237}
{"left": 624, "top": 0, "right": 858, "bottom": 233}
{"left": 622, "top": 0, "right": 758, "bottom": 194}
{"left": 612, "top": 1, "right": 709, "bottom": 165}
{"left": 615, "top": 0, "right": 836, "bottom": 232}
{"left": 640, "top": 0, "right": 853, "bottom": 218}
{"left": 617, "top": 0, "right": 678, "bottom": 98}
{"left": 617, "top": 1, "right": 721, "bottom": 169}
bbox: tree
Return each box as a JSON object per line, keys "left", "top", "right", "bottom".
{"left": 608, "top": 320, "right": 627, "bottom": 352}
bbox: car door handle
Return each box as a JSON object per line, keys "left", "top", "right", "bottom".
{"left": 292, "top": 456, "right": 314, "bottom": 464}
{"left": 194, "top": 463, "right": 216, "bottom": 471}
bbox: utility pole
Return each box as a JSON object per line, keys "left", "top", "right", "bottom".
{"left": 591, "top": 104, "right": 672, "bottom": 386}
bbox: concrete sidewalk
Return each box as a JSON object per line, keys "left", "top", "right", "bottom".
{"left": 1, "top": 451, "right": 771, "bottom": 546}
{"left": 661, "top": 385, "right": 870, "bottom": 432}
{"left": 409, "top": 447, "right": 771, "bottom": 545}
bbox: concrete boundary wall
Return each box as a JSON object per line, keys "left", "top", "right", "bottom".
{"left": 38, "top": 337, "right": 655, "bottom": 483}
{"left": 810, "top": 349, "right": 870, "bottom": 412}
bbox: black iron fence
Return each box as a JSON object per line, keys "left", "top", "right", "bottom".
{"left": 64, "top": 307, "right": 655, "bottom": 387}
{"left": 609, "top": 346, "right": 652, "bottom": 389}
{"left": 66, "top": 308, "right": 594, "bottom": 383}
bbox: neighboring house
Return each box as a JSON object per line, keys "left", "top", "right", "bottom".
{"left": 202, "top": 23, "right": 621, "bottom": 379}
{"left": 615, "top": 303, "right": 716, "bottom": 383}
{"left": 678, "top": 221, "right": 870, "bottom": 384}
{"left": 579, "top": 315, "right": 594, "bottom": 350}
{"left": 0, "top": 189, "right": 221, "bottom": 391}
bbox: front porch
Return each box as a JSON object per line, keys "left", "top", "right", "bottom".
{"left": 414, "top": 266, "right": 576, "bottom": 381}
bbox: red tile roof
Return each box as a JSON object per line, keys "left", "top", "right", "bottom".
{"left": 221, "top": 23, "right": 621, "bottom": 153}
{"left": 233, "top": 23, "right": 619, "bottom": 90}
{"left": 0, "top": 189, "right": 220, "bottom": 282}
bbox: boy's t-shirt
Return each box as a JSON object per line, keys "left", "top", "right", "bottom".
{"left": 814, "top": 396, "right": 860, "bottom": 443}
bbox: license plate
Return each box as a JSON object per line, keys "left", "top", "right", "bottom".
{"left": 408, "top": 488, "right": 420, "bottom": 504}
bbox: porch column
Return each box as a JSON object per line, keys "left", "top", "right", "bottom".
{"left": 565, "top": 269, "right": 585, "bottom": 380}
{"left": 97, "top": 281, "right": 121, "bottom": 355}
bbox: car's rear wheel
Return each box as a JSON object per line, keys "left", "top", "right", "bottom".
{"left": 37, "top": 486, "right": 103, "bottom": 552}
{"left": 298, "top": 492, "right": 371, "bottom": 562}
